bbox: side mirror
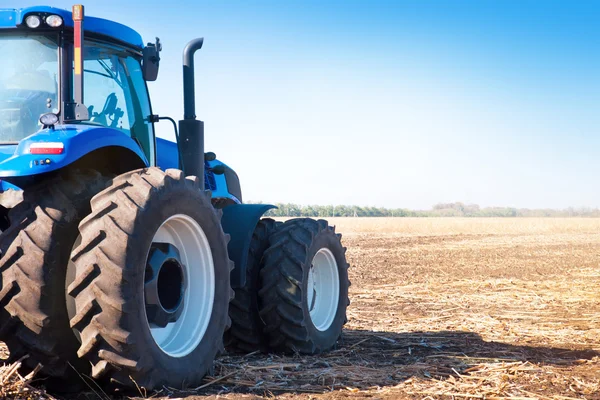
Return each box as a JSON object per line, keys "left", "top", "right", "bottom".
{"left": 142, "top": 37, "right": 161, "bottom": 81}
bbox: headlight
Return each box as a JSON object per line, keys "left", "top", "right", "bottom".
{"left": 25, "top": 15, "right": 41, "bottom": 28}
{"left": 39, "top": 113, "right": 59, "bottom": 127}
{"left": 46, "top": 15, "right": 63, "bottom": 28}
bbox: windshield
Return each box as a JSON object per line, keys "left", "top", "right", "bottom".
{"left": 0, "top": 35, "right": 58, "bottom": 143}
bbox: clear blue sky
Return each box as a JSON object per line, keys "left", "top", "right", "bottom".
{"left": 12, "top": 0, "right": 600, "bottom": 209}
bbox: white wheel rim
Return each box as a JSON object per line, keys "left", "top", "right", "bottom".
{"left": 307, "top": 248, "right": 339, "bottom": 331}
{"left": 146, "top": 214, "right": 214, "bottom": 358}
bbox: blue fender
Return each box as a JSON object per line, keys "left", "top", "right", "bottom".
{"left": 206, "top": 159, "right": 242, "bottom": 204}
{"left": 0, "top": 125, "right": 148, "bottom": 178}
{"left": 221, "top": 203, "right": 276, "bottom": 288}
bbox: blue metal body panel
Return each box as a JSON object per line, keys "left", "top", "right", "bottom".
{"left": 0, "top": 125, "right": 148, "bottom": 178}
{"left": 156, "top": 137, "right": 179, "bottom": 170}
{"left": 221, "top": 204, "right": 276, "bottom": 288}
{"left": 0, "top": 179, "right": 21, "bottom": 192}
{"left": 0, "top": 6, "right": 143, "bottom": 49}
{"left": 156, "top": 137, "right": 241, "bottom": 204}
{"left": 207, "top": 159, "right": 241, "bottom": 204}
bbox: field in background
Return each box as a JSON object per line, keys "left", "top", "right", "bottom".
{"left": 324, "top": 216, "right": 600, "bottom": 235}
{"left": 2, "top": 218, "right": 599, "bottom": 399}
{"left": 203, "top": 218, "right": 599, "bottom": 399}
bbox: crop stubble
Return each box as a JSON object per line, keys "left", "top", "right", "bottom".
{"left": 199, "top": 218, "right": 599, "bottom": 400}
{"left": 2, "top": 217, "right": 599, "bottom": 399}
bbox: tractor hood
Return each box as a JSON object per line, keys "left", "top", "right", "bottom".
{"left": 0, "top": 124, "right": 148, "bottom": 178}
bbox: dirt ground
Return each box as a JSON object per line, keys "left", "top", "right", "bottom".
{"left": 4, "top": 218, "right": 600, "bottom": 399}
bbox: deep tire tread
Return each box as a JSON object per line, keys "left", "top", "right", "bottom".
{"left": 225, "top": 218, "right": 280, "bottom": 353}
{"left": 70, "top": 167, "right": 231, "bottom": 390}
{"left": 258, "top": 218, "right": 350, "bottom": 353}
{"left": 0, "top": 169, "right": 111, "bottom": 377}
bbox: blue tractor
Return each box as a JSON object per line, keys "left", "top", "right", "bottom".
{"left": 0, "top": 4, "right": 350, "bottom": 391}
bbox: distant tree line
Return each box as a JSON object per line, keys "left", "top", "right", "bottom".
{"left": 251, "top": 201, "right": 600, "bottom": 218}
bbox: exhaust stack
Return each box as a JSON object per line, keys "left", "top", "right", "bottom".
{"left": 178, "top": 38, "right": 205, "bottom": 187}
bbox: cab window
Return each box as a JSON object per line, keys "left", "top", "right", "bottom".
{"left": 78, "top": 41, "right": 155, "bottom": 165}
{"left": 0, "top": 34, "right": 58, "bottom": 142}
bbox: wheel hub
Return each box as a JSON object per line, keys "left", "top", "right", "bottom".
{"left": 146, "top": 214, "right": 215, "bottom": 358}
{"left": 145, "top": 243, "right": 185, "bottom": 328}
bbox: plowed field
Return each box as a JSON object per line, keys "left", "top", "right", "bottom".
{"left": 197, "top": 218, "right": 600, "bottom": 399}
{"left": 3, "top": 218, "right": 600, "bottom": 399}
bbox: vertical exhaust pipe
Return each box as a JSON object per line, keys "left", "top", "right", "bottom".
{"left": 178, "top": 38, "right": 205, "bottom": 188}
{"left": 182, "top": 38, "right": 204, "bottom": 120}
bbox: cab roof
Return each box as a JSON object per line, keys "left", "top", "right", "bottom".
{"left": 0, "top": 5, "right": 144, "bottom": 49}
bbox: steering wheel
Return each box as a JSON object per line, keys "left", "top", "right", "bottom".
{"left": 101, "top": 93, "right": 118, "bottom": 115}
{"left": 90, "top": 92, "right": 118, "bottom": 126}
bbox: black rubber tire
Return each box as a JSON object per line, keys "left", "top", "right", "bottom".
{"left": 225, "top": 218, "right": 280, "bottom": 352}
{"left": 0, "top": 169, "right": 110, "bottom": 378}
{"left": 258, "top": 218, "right": 350, "bottom": 353}
{"left": 68, "top": 167, "right": 234, "bottom": 390}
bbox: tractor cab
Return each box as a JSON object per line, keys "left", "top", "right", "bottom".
{"left": 0, "top": 5, "right": 242, "bottom": 208}
{"left": 0, "top": 6, "right": 157, "bottom": 172}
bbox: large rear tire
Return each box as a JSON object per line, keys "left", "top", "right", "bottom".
{"left": 225, "top": 218, "right": 279, "bottom": 352}
{"left": 0, "top": 170, "right": 109, "bottom": 378}
{"left": 68, "top": 168, "right": 233, "bottom": 390}
{"left": 258, "top": 218, "right": 350, "bottom": 353}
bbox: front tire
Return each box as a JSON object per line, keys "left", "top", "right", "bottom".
{"left": 68, "top": 168, "right": 233, "bottom": 390}
{"left": 258, "top": 218, "right": 350, "bottom": 353}
{"left": 0, "top": 169, "right": 109, "bottom": 378}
